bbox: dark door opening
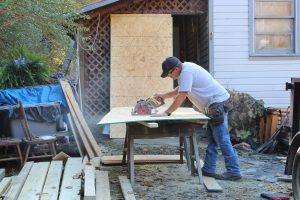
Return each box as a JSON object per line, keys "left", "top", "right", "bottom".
{"left": 173, "top": 13, "right": 209, "bottom": 71}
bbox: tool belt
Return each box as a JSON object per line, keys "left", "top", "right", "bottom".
{"left": 205, "top": 97, "right": 233, "bottom": 125}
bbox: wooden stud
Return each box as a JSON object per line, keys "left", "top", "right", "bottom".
{"left": 101, "top": 155, "right": 185, "bottom": 165}
{"left": 137, "top": 122, "right": 158, "bottom": 128}
{"left": 119, "top": 176, "right": 136, "bottom": 200}
{"left": 40, "top": 161, "right": 63, "bottom": 200}
{"left": 0, "top": 177, "right": 12, "bottom": 196}
{"left": 84, "top": 165, "right": 96, "bottom": 200}
{"left": 4, "top": 162, "right": 34, "bottom": 200}
{"left": 18, "top": 162, "right": 50, "bottom": 200}
{"left": 96, "top": 171, "right": 111, "bottom": 200}
{"left": 67, "top": 113, "right": 84, "bottom": 157}
{"left": 60, "top": 80, "right": 100, "bottom": 158}
{"left": 0, "top": 169, "right": 5, "bottom": 182}
{"left": 59, "top": 158, "right": 82, "bottom": 200}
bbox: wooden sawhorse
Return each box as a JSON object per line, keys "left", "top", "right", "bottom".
{"left": 122, "top": 121, "right": 203, "bottom": 187}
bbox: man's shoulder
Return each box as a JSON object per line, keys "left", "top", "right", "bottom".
{"left": 182, "top": 62, "right": 204, "bottom": 72}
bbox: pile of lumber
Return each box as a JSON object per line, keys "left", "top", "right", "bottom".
{"left": 0, "top": 157, "right": 112, "bottom": 200}
{"left": 259, "top": 107, "right": 289, "bottom": 143}
{"left": 257, "top": 107, "right": 290, "bottom": 154}
{"left": 60, "top": 80, "right": 100, "bottom": 159}
{"left": 0, "top": 157, "right": 139, "bottom": 200}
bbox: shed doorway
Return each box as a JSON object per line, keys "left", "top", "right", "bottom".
{"left": 173, "top": 13, "right": 209, "bottom": 71}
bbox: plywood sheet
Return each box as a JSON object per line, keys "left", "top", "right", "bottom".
{"left": 97, "top": 107, "right": 209, "bottom": 125}
{"left": 110, "top": 14, "right": 173, "bottom": 138}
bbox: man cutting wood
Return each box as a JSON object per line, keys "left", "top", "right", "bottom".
{"left": 152, "top": 56, "right": 241, "bottom": 181}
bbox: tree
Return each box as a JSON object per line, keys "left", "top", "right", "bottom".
{"left": 0, "top": 0, "right": 88, "bottom": 68}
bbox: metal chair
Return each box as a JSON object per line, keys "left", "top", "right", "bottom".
{"left": 17, "top": 101, "right": 57, "bottom": 162}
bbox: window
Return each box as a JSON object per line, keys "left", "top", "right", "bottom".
{"left": 249, "top": 0, "right": 299, "bottom": 56}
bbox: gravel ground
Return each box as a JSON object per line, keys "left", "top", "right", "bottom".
{"left": 1, "top": 131, "right": 292, "bottom": 200}
{"left": 96, "top": 135, "right": 293, "bottom": 200}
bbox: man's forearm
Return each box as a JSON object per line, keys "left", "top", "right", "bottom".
{"left": 162, "top": 87, "right": 179, "bottom": 99}
{"left": 165, "top": 92, "right": 187, "bottom": 114}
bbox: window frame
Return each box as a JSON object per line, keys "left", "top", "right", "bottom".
{"left": 249, "top": 0, "right": 300, "bottom": 57}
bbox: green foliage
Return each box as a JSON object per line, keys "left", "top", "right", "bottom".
{"left": 227, "top": 90, "right": 265, "bottom": 141}
{"left": 0, "top": 48, "right": 53, "bottom": 89}
{"left": 0, "top": 0, "right": 89, "bottom": 67}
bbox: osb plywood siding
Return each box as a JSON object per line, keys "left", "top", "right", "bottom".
{"left": 110, "top": 14, "right": 173, "bottom": 138}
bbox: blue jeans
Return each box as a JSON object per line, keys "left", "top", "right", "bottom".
{"left": 202, "top": 110, "right": 241, "bottom": 176}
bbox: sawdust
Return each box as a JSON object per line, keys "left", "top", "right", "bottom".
{"left": 98, "top": 135, "right": 294, "bottom": 200}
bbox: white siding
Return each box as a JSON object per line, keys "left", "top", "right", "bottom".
{"left": 212, "top": 0, "right": 300, "bottom": 108}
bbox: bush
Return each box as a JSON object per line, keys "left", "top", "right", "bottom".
{"left": 0, "top": 48, "right": 53, "bottom": 89}
{"left": 227, "top": 90, "right": 265, "bottom": 143}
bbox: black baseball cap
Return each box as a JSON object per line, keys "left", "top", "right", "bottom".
{"left": 161, "top": 56, "right": 181, "bottom": 78}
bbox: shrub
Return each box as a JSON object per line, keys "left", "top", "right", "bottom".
{"left": 227, "top": 90, "right": 265, "bottom": 143}
{"left": 0, "top": 48, "right": 53, "bottom": 89}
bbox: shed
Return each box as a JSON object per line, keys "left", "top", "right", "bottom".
{"left": 77, "top": 0, "right": 300, "bottom": 136}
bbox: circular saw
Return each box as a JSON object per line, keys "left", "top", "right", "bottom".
{"left": 131, "top": 96, "right": 165, "bottom": 115}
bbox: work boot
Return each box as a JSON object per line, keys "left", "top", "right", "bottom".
{"left": 201, "top": 169, "right": 217, "bottom": 178}
{"left": 215, "top": 172, "right": 242, "bottom": 181}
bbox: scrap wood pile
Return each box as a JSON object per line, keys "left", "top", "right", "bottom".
{"left": 0, "top": 156, "right": 112, "bottom": 200}
{"left": 0, "top": 155, "right": 140, "bottom": 200}
{"left": 257, "top": 107, "right": 290, "bottom": 154}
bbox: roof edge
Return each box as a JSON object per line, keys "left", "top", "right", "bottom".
{"left": 81, "top": 0, "right": 121, "bottom": 13}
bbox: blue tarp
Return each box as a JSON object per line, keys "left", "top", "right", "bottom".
{"left": 0, "top": 85, "right": 67, "bottom": 108}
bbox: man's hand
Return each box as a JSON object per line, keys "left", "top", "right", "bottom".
{"left": 153, "top": 93, "right": 166, "bottom": 100}
{"left": 151, "top": 111, "right": 168, "bottom": 117}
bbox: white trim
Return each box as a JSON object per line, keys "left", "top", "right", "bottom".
{"left": 209, "top": 0, "right": 215, "bottom": 76}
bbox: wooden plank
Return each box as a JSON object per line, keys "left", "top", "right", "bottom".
{"left": 59, "top": 158, "right": 82, "bottom": 200}
{"left": 62, "top": 80, "right": 100, "bottom": 156}
{"left": 52, "top": 151, "right": 70, "bottom": 161}
{"left": 90, "top": 157, "right": 101, "bottom": 169}
{"left": 118, "top": 176, "right": 136, "bottom": 200}
{"left": 18, "top": 162, "right": 50, "bottom": 200}
{"left": 265, "top": 113, "right": 272, "bottom": 141}
{"left": 60, "top": 81, "right": 94, "bottom": 158}
{"left": 259, "top": 118, "right": 265, "bottom": 143}
{"left": 0, "top": 169, "right": 5, "bottom": 182}
{"left": 199, "top": 160, "right": 223, "bottom": 192}
{"left": 40, "top": 161, "right": 63, "bottom": 200}
{"left": 101, "top": 155, "right": 185, "bottom": 165}
{"left": 137, "top": 122, "right": 158, "bottom": 128}
{"left": 110, "top": 14, "right": 173, "bottom": 138}
{"left": 95, "top": 171, "right": 110, "bottom": 200}
{"left": 270, "top": 113, "right": 279, "bottom": 136}
{"left": 203, "top": 176, "right": 223, "bottom": 192}
{"left": 4, "top": 161, "right": 34, "bottom": 200}
{"left": 84, "top": 165, "right": 96, "bottom": 200}
{"left": 82, "top": 155, "right": 89, "bottom": 170}
{"left": 0, "top": 177, "right": 12, "bottom": 196}
{"left": 67, "top": 113, "right": 84, "bottom": 157}
{"left": 97, "top": 107, "right": 209, "bottom": 126}
{"left": 60, "top": 80, "right": 100, "bottom": 157}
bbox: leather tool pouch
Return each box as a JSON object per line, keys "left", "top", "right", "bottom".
{"left": 207, "top": 103, "right": 224, "bottom": 125}
{"left": 223, "top": 96, "right": 234, "bottom": 112}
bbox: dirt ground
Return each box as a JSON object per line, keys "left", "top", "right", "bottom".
{"left": 1, "top": 131, "right": 293, "bottom": 200}
{"left": 96, "top": 133, "right": 293, "bottom": 200}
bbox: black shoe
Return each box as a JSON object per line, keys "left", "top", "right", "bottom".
{"left": 201, "top": 169, "right": 217, "bottom": 178}
{"left": 214, "top": 172, "right": 242, "bottom": 181}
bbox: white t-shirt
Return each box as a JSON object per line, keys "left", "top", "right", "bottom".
{"left": 178, "top": 62, "right": 229, "bottom": 112}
